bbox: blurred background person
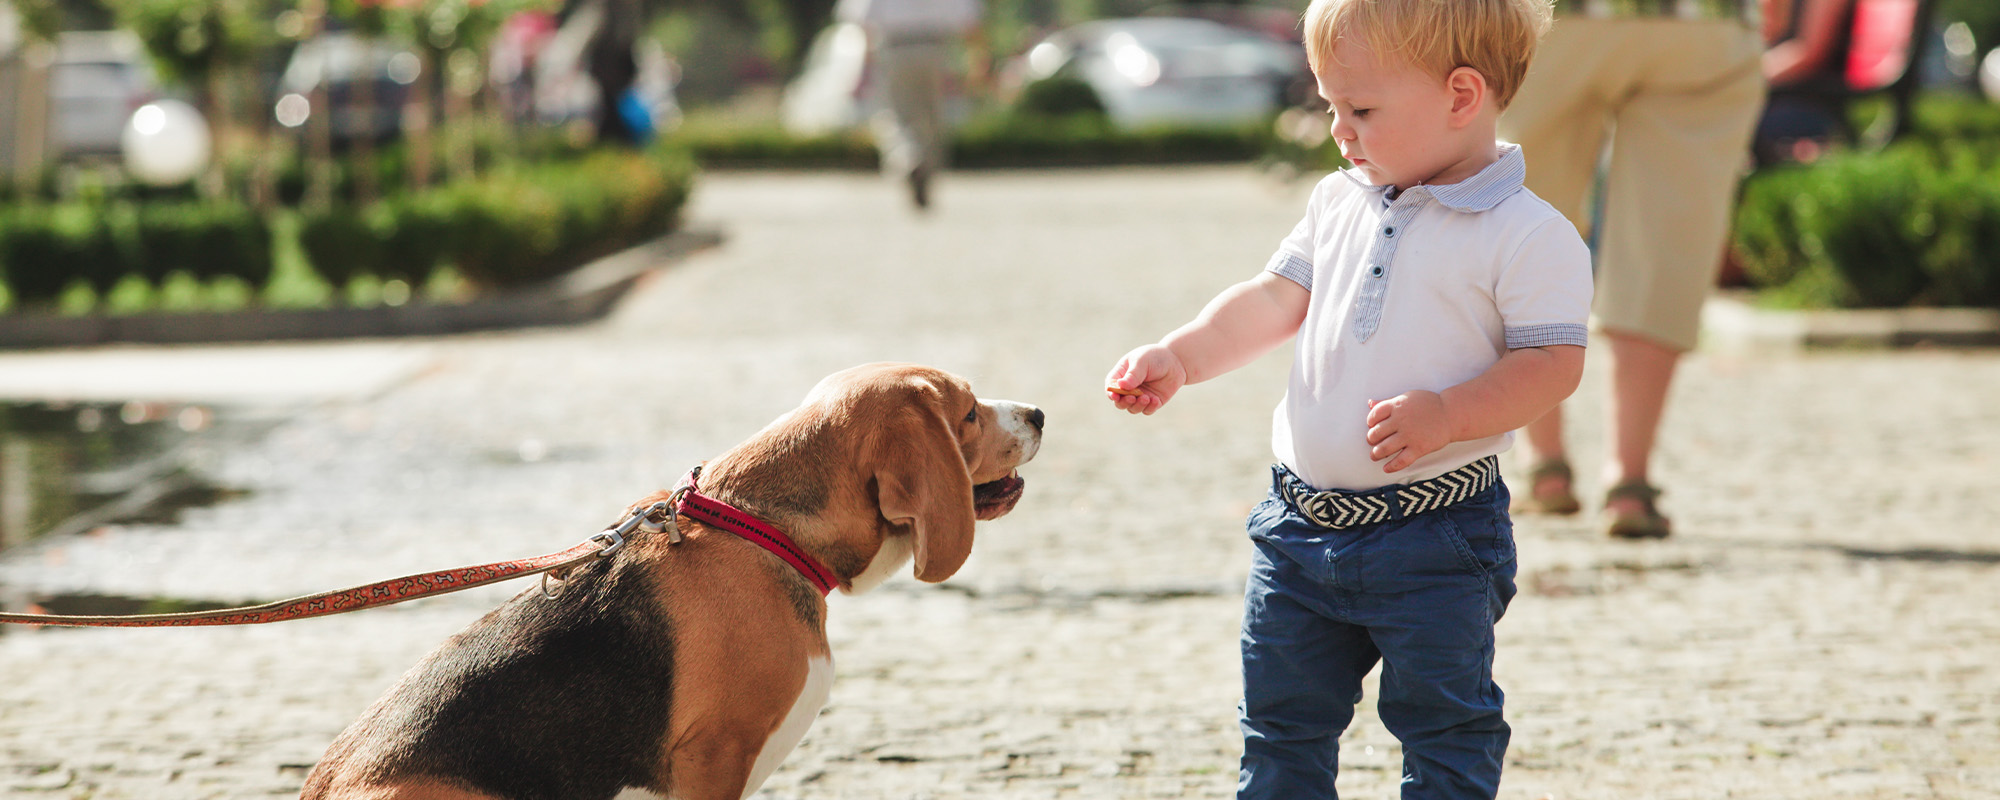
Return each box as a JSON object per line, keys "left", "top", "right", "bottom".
{"left": 835, "top": 0, "right": 984, "bottom": 210}
{"left": 1499, "top": 0, "right": 1765, "bottom": 540}
{"left": 1757, "top": 0, "right": 1858, "bottom": 165}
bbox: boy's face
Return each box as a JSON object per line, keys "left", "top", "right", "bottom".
{"left": 1313, "top": 36, "right": 1469, "bottom": 190}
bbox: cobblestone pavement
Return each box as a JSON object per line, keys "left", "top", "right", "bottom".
{"left": 1, "top": 167, "right": 1996, "bottom": 799}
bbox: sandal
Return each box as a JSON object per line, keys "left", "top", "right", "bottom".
{"left": 1512, "top": 459, "right": 1581, "bottom": 515}
{"left": 1603, "top": 482, "right": 1672, "bottom": 540}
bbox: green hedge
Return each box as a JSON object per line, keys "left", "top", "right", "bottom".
{"left": 0, "top": 201, "right": 271, "bottom": 306}
{"left": 1733, "top": 142, "right": 2000, "bottom": 309}
{"left": 954, "top": 115, "right": 1267, "bottom": 168}
{"left": 1, "top": 148, "right": 695, "bottom": 310}
{"left": 668, "top": 113, "right": 1273, "bottom": 170}
{"left": 298, "top": 149, "right": 695, "bottom": 290}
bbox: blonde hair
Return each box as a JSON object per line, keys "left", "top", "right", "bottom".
{"left": 1303, "top": 0, "right": 1553, "bottom": 109}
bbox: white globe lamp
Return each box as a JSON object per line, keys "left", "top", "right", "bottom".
{"left": 1982, "top": 47, "right": 2000, "bottom": 104}
{"left": 122, "top": 99, "right": 212, "bottom": 186}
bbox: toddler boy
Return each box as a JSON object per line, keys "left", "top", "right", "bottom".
{"left": 1105, "top": 0, "right": 1589, "bottom": 796}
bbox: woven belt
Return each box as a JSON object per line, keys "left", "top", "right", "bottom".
{"left": 1274, "top": 456, "right": 1500, "bottom": 530}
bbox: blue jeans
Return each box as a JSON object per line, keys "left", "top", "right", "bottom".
{"left": 1238, "top": 478, "right": 1518, "bottom": 800}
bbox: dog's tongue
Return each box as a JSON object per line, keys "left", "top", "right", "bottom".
{"left": 973, "top": 472, "right": 1026, "bottom": 519}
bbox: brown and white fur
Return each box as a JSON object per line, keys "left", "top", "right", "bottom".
{"left": 301, "top": 363, "right": 1044, "bottom": 800}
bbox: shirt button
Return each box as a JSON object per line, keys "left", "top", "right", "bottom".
{"left": 1370, "top": 265, "right": 1384, "bottom": 277}
{"left": 1383, "top": 226, "right": 1396, "bottom": 237}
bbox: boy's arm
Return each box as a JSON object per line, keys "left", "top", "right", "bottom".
{"left": 1364, "top": 344, "right": 1585, "bottom": 472}
{"left": 1107, "top": 272, "right": 1308, "bottom": 415}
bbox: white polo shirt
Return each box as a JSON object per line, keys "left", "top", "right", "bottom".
{"left": 1265, "top": 143, "right": 1592, "bottom": 492}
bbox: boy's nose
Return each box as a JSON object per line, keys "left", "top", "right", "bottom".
{"left": 1329, "top": 117, "right": 1354, "bottom": 143}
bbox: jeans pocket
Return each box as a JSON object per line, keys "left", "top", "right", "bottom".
{"left": 1244, "top": 494, "right": 1285, "bottom": 543}
{"left": 1433, "top": 504, "right": 1516, "bottom": 579}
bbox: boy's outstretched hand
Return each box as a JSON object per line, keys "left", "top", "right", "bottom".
{"left": 1365, "top": 391, "right": 1452, "bottom": 473}
{"left": 1105, "top": 345, "right": 1187, "bottom": 415}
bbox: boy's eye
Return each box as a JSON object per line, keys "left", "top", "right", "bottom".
{"left": 1351, "top": 108, "right": 1372, "bottom": 118}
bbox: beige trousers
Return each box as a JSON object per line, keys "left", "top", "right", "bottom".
{"left": 1500, "top": 19, "right": 1765, "bottom": 351}
{"left": 871, "top": 39, "right": 952, "bottom": 179}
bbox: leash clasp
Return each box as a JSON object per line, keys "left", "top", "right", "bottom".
{"left": 619, "top": 498, "right": 681, "bottom": 544}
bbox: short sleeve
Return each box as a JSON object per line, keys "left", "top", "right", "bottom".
{"left": 1496, "top": 216, "right": 1592, "bottom": 349}
{"left": 1264, "top": 181, "right": 1327, "bottom": 290}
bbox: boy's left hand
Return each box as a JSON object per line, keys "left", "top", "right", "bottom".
{"left": 1365, "top": 391, "right": 1452, "bottom": 473}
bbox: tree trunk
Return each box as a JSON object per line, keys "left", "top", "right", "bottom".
{"left": 405, "top": 49, "right": 434, "bottom": 190}
{"left": 6, "top": 41, "right": 51, "bottom": 191}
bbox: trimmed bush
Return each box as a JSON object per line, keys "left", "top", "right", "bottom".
{"left": 1734, "top": 142, "right": 2000, "bottom": 308}
{"left": 294, "top": 148, "right": 696, "bottom": 291}
{"left": 671, "top": 126, "right": 880, "bottom": 170}
{"left": 134, "top": 203, "right": 273, "bottom": 288}
{"left": 3, "top": 146, "right": 692, "bottom": 312}
{"left": 668, "top": 112, "right": 1277, "bottom": 171}
{"left": 0, "top": 205, "right": 119, "bottom": 304}
{"left": 953, "top": 115, "right": 1267, "bottom": 167}
{"left": 1014, "top": 77, "right": 1108, "bottom": 119}
{"left": 296, "top": 206, "right": 382, "bottom": 290}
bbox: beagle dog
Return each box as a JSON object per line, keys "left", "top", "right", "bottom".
{"left": 301, "top": 363, "right": 1043, "bottom": 800}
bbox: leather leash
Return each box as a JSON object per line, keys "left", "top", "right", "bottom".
{"left": 0, "top": 528, "right": 633, "bottom": 629}
{"left": 0, "top": 464, "right": 841, "bottom": 628}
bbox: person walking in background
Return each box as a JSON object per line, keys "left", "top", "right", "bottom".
{"left": 1106, "top": 0, "right": 1589, "bottom": 794}
{"left": 835, "top": 0, "right": 983, "bottom": 210}
{"left": 1499, "top": 0, "right": 1765, "bottom": 539}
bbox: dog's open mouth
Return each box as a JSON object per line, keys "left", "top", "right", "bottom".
{"left": 973, "top": 471, "right": 1026, "bottom": 520}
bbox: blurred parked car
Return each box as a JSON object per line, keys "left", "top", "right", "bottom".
{"left": 780, "top": 22, "right": 970, "bottom": 136}
{"left": 50, "top": 31, "right": 158, "bottom": 157}
{"left": 1139, "top": 3, "right": 1308, "bottom": 44}
{"left": 1005, "top": 17, "right": 1310, "bottom": 130}
{"left": 272, "top": 31, "right": 421, "bottom": 147}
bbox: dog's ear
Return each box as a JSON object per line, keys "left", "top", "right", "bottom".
{"left": 871, "top": 383, "right": 976, "bottom": 583}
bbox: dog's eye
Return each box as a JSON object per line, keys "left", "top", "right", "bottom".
{"left": 963, "top": 406, "right": 979, "bottom": 424}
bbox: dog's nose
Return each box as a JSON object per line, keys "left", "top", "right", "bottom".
{"left": 1026, "top": 407, "right": 1045, "bottom": 432}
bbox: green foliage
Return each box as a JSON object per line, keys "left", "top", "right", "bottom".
{"left": 1733, "top": 93, "right": 2000, "bottom": 309}
{"left": 298, "top": 149, "right": 696, "bottom": 291}
{"left": 5, "top": 0, "right": 63, "bottom": 41}
{"left": 2, "top": 149, "right": 692, "bottom": 312}
{"left": 1013, "top": 77, "right": 1108, "bottom": 119}
{"left": 1895, "top": 95, "right": 2000, "bottom": 156}
{"left": 1940, "top": 0, "right": 2000, "bottom": 59}
{"left": 666, "top": 112, "right": 1273, "bottom": 170}
{"left": 295, "top": 206, "right": 381, "bottom": 290}
{"left": 1734, "top": 142, "right": 2000, "bottom": 309}
{"left": 0, "top": 206, "right": 119, "bottom": 304}
{"left": 953, "top": 115, "right": 1266, "bottom": 167}
{"left": 134, "top": 202, "right": 273, "bottom": 286}
{"left": 327, "top": 0, "right": 393, "bottom": 37}
{"left": 669, "top": 125, "right": 880, "bottom": 169}
{"left": 108, "top": 0, "right": 266, "bottom": 87}
{"left": 0, "top": 201, "right": 270, "bottom": 309}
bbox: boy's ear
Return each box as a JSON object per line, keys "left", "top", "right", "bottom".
{"left": 1445, "top": 66, "right": 1489, "bottom": 125}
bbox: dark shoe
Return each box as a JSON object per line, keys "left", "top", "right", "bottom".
{"left": 1512, "top": 459, "right": 1581, "bottom": 515}
{"left": 1603, "top": 482, "right": 1671, "bottom": 539}
{"left": 907, "top": 168, "right": 931, "bottom": 210}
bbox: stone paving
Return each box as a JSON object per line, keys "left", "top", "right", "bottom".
{"left": 1, "top": 166, "right": 1996, "bottom": 799}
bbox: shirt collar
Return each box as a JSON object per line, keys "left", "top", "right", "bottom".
{"left": 1337, "top": 142, "right": 1526, "bottom": 212}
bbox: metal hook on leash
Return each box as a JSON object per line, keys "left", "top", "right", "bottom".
{"left": 619, "top": 499, "right": 680, "bottom": 544}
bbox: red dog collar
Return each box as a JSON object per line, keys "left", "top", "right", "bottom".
{"left": 674, "top": 467, "right": 840, "bottom": 596}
